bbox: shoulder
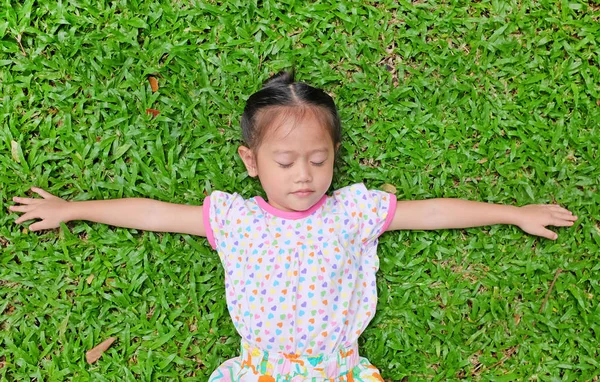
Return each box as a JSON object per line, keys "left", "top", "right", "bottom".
{"left": 204, "top": 190, "right": 264, "bottom": 250}
{"left": 206, "top": 190, "right": 262, "bottom": 219}
{"left": 208, "top": 190, "right": 256, "bottom": 204}
{"left": 331, "top": 183, "right": 391, "bottom": 202}
{"left": 331, "top": 183, "right": 368, "bottom": 199}
{"left": 330, "top": 183, "right": 396, "bottom": 215}
{"left": 330, "top": 184, "right": 397, "bottom": 241}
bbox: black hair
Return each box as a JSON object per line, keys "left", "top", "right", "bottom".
{"left": 240, "top": 71, "right": 341, "bottom": 151}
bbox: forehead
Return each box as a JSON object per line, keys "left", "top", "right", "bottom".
{"left": 260, "top": 106, "right": 334, "bottom": 152}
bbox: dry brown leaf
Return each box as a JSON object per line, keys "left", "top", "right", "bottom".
{"left": 381, "top": 183, "right": 397, "bottom": 194}
{"left": 16, "top": 34, "right": 27, "bottom": 56}
{"left": 86, "top": 274, "right": 95, "bottom": 285}
{"left": 86, "top": 337, "right": 116, "bottom": 364}
{"left": 148, "top": 76, "right": 159, "bottom": 92}
{"left": 146, "top": 108, "right": 160, "bottom": 118}
{"left": 478, "top": 158, "right": 488, "bottom": 164}
{"left": 11, "top": 140, "right": 20, "bottom": 163}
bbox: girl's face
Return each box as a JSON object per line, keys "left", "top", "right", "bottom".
{"left": 238, "top": 109, "right": 337, "bottom": 212}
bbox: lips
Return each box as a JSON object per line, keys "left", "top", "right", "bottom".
{"left": 292, "top": 189, "right": 314, "bottom": 197}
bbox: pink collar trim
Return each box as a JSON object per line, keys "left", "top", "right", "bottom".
{"left": 255, "top": 194, "right": 328, "bottom": 219}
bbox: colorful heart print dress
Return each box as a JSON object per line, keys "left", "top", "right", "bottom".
{"left": 204, "top": 184, "right": 396, "bottom": 381}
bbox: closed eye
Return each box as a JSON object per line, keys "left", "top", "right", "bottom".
{"left": 277, "top": 161, "right": 326, "bottom": 168}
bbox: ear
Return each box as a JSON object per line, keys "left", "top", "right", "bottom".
{"left": 238, "top": 146, "right": 258, "bottom": 177}
{"left": 335, "top": 142, "right": 341, "bottom": 153}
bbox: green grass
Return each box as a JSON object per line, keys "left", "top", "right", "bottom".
{"left": 1, "top": 0, "right": 599, "bottom": 380}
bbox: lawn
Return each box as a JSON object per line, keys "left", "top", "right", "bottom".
{"left": 1, "top": 0, "right": 599, "bottom": 380}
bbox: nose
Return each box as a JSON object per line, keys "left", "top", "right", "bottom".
{"left": 295, "top": 161, "right": 312, "bottom": 183}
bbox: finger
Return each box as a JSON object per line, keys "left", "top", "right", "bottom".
{"left": 12, "top": 196, "right": 43, "bottom": 205}
{"left": 31, "top": 187, "right": 57, "bottom": 200}
{"left": 539, "top": 228, "right": 558, "bottom": 240}
{"left": 15, "top": 212, "right": 37, "bottom": 224}
{"left": 553, "top": 212, "right": 578, "bottom": 222}
{"left": 29, "top": 221, "right": 53, "bottom": 231}
{"left": 548, "top": 205, "right": 574, "bottom": 215}
{"left": 551, "top": 218, "right": 576, "bottom": 227}
{"left": 9, "top": 205, "right": 36, "bottom": 213}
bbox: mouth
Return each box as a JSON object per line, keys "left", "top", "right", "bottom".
{"left": 291, "top": 190, "right": 314, "bottom": 197}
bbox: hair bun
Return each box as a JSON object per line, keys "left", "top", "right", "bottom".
{"left": 263, "top": 71, "right": 295, "bottom": 88}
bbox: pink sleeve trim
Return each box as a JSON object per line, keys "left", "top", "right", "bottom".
{"left": 203, "top": 196, "right": 216, "bottom": 250}
{"left": 379, "top": 193, "right": 397, "bottom": 236}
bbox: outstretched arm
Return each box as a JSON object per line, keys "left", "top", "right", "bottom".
{"left": 386, "top": 198, "right": 577, "bottom": 240}
{"left": 10, "top": 187, "right": 207, "bottom": 236}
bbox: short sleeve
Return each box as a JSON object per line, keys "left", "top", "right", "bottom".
{"left": 203, "top": 190, "right": 239, "bottom": 250}
{"left": 334, "top": 183, "right": 397, "bottom": 246}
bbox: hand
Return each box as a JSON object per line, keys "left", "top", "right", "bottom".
{"left": 516, "top": 204, "right": 578, "bottom": 240}
{"left": 10, "top": 187, "right": 69, "bottom": 231}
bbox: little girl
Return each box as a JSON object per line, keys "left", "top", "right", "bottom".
{"left": 11, "top": 72, "right": 577, "bottom": 381}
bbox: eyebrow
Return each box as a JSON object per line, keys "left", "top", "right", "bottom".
{"left": 272, "top": 148, "right": 329, "bottom": 155}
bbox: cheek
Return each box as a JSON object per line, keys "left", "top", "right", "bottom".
{"left": 318, "top": 165, "right": 334, "bottom": 182}
{"left": 263, "top": 165, "right": 287, "bottom": 181}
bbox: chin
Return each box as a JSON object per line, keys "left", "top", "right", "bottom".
{"left": 293, "top": 195, "right": 322, "bottom": 210}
